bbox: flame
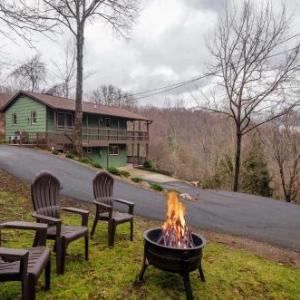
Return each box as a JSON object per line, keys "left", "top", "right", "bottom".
{"left": 161, "top": 191, "right": 193, "bottom": 248}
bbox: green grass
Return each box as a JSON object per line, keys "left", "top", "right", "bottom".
{"left": 0, "top": 184, "right": 300, "bottom": 299}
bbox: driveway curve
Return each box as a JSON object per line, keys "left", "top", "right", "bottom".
{"left": 0, "top": 145, "right": 300, "bottom": 250}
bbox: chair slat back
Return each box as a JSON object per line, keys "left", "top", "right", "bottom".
{"left": 31, "top": 171, "right": 61, "bottom": 218}
{"left": 93, "top": 172, "right": 114, "bottom": 206}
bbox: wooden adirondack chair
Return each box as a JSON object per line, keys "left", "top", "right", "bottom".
{"left": 91, "top": 171, "right": 135, "bottom": 247}
{"left": 0, "top": 221, "right": 51, "bottom": 300}
{"left": 31, "top": 171, "right": 89, "bottom": 274}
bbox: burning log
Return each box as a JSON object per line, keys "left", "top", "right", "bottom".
{"left": 160, "top": 191, "right": 194, "bottom": 249}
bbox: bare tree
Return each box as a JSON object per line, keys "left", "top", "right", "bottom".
{"left": 12, "top": 0, "right": 139, "bottom": 154}
{"left": 0, "top": 1, "right": 55, "bottom": 44}
{"left": 205, "top": 0, "right": 300, "bottom": 191}
{"left": 10, "top": 54, "right": 47, "bottom": 92}
{"left": 47, "top": 39, "right": 76, "bottom": 98}
{"left": 266, "top": 113, "right": 300, "bottom": 203}
{"left": 90, "top": 84, "right": 137, "bottom": 108}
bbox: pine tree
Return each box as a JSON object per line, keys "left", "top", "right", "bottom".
{"left": 241, "top": 135, "right": 272, "bottom": 197}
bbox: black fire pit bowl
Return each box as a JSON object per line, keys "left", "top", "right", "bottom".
{"left": 137, "top": 228, "right": 206, "bottom": 300}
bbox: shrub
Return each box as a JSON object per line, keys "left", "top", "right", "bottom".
{"left": 107, "top": 167, "right": 130, "bottom": 177}
{"left": 79, "top": 157, "right": 90, "bottom": 164}
{"left": 150, "top": 183, "right": 164, "bottom": 192}
{"left": 132, "top": 177, "right": 142, "bottom": 183}
{"left": 92, "top": 162, "right": 102, "bottom": 169}
{"left": 52, "top": 149, "right": 59, "bottom": 155}
{"left": 107, "top": 167, "right": 122, "bottom": 176}
{"left": 120, "top": 170, "right": 130, "bottom": 177}
{"left": 143, "top": 160, "right": 153, "bottom": 169}
{"left": 66, "top": 152, "right": 75, "bottom": 159}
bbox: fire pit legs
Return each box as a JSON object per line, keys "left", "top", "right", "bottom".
{"left": 182, "top": 273, "right": 193, "bottom": 300}
{"left": 199, "top": 265, "right": 205, "bottom": 282}
{"left": 138, "top": 245, "right": 149, "bottom": 282}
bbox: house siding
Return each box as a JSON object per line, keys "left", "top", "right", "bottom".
{"left": 85, "top": 144, "right": 127, "bottom": 168}
{"left": 5, "top": 96, "right": 46, "bottom": 140}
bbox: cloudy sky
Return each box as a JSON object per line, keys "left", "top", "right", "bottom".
{"left": 2, "top": 0, "right": 300, "bottom": 106}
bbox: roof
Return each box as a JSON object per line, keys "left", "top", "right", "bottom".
{"left": 1, "top": 90, "right": 150, "bottom": 121}
{"left": 0, "top": 93, "right": 12, "bottom": 111}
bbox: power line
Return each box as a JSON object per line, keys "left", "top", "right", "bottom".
{"left": 128, "top": 44, "right": 300, "bottom": 101}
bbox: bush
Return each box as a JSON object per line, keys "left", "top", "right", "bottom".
{"left": 92, "top": 162, "right": 102, "bottom": 169}
{"left": 120, "top": 170, "right": 130, "bottom": 177}
{"left": 143, "top": 160, "right": 153, "bottom": 169}
{"left": 107, "top": 167, "right": 130, "bottom": 177}
{"left": 107, "top": 167, "right": 122, "bottom": 176}
{"left": 66, "top": 152, "right": 75, "bottom": 159}
{"left": 79, "top": 157, "right": 91, "bottom": 164}
{"left": 150, "top": 183, "right": 164, "bottom": 192}
{"left": 52, "top": 149, "right": 59, "bottom": 155}
{"left": 132, "top": 177, "right": 142, "bottom": 183}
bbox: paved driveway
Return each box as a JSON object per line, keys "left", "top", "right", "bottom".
{"left": 0, "top": 145, "right": 300, "bottom": 250}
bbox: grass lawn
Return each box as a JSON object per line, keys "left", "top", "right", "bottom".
{"left": 0, "top": 172, "right": 300, "bottom": 299}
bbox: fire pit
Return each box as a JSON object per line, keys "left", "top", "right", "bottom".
{"left": 137, "top": 192, "right": 206, "bottom": 300}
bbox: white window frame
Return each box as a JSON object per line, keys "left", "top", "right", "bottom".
{"left": 109, "top": 145, "right": 119, "bottom": 156}
{"left": 12, "top": 113, "right": 17, "bottom": 125}
{"left": 31, "top": 111, "right": 37, "bottom": 124}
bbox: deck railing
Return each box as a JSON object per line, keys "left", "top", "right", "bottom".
{"left": 9, "top": 127, "right": 149, "bottom": 146}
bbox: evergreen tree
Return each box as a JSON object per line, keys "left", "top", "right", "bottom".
{"left": 241, "top": 135, "right": 272, "bottom": 197}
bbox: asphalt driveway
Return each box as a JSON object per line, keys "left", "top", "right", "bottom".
{"left": 0, "top": 145, "right": 300, "bottom": 250}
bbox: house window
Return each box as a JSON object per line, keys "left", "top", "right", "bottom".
{"left": 109, "top": 145, "right": 119, "bottom": 156}
{"left": 66, "top": 113, "right": 73, "bottom": 127}
{"left": 105, "top": 118, "right": 111, "bottom": 128}
{"left": 31, "top": 111, "right": 37, "bottom": 124}
{"left": 12, "top": 113, "right": 17, "bottom": 125}
{"left": 57, "top": 112, "right": 65, "bottom": 127}
{"left": 86, "top": 147, "right": 92, "bottom": 153}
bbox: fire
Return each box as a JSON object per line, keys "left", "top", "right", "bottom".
{"left": 160, "top": 191, "right": 194, "bottom": 248}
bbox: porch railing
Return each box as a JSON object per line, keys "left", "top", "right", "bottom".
{"left": 9, "top": 127, "right": 149, "bottom": 146}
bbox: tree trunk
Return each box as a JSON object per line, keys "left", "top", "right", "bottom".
{"left": 74, "top": 24, "right": 84, "bottom": 155}
{"left": 233, "top": 131, "right": 242, "bottom": 192}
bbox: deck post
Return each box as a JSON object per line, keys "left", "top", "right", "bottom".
{"left": 137, "top": 143, "right": 140, "bottom": 165}
{"left": 146, "top": 143, "right": 149, "bottom": 160}
{"left": 107, "top": 145, "right": 109, "bottom": 168}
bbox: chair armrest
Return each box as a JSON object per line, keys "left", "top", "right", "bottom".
{"left": 0, "top": 247, "right": 29, "bottom": 260}
{"left": 0, "top": 247, "right": 29, "bottom": 277}
{"left": 1, "top": 221, "right": 47, "bottom": 231}
{"left": 113, "top": 198, "right": 135, "bottom": 214}
{"left": 32, "top": 213, "right": 62, "bottom": 238}
{"left": 93, "top": 200, "right": 113, "bottom": 218}
{"left": 1, "top": 221, "right": 48, "bottom": 247}
{"left": 61, "top": 207, "right": 90, "bottom": 226}
{"left": 32, "top": 213, "right": 61, "bottom": 224}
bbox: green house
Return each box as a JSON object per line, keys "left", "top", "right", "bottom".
{"left": 0, "top": 91, "right": 151, "bottom": 168}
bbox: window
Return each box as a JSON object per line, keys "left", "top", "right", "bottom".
{"left": 109, "top": 145, "right": 119, "bottom": 156}
{"left": 57, "top": 112, "right": 65, "bottom": 127}
{"left": 86, "top": 147, "right": 92, "bottom": 153}
{"left": 66, "top": 113, "right": 73, "bottom": 127}
{"left": 105, "top": 118, "right": 111, "bottom": 128}
{"left": 12, "top": 113, "right": 17, "bottom": 125}
{"left": 31, "top": 111, "right": 37, "bottom": 124}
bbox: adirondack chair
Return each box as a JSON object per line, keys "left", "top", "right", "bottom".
{"left": 91, "top": 171, "right": 134, "bottom": 247}
{"left": 0, "top": 221, "right": 51, "bottom": 300}
{"left": 31, "top": 171, "right": 89, "bottom": 274}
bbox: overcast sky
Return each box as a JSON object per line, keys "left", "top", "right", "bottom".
{"left": 2, "top": 0, "right": 300, "bottom": 106}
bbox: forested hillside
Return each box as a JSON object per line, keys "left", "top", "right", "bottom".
{"left": 142, "top": 106, "right": 300, "bottom": 204}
